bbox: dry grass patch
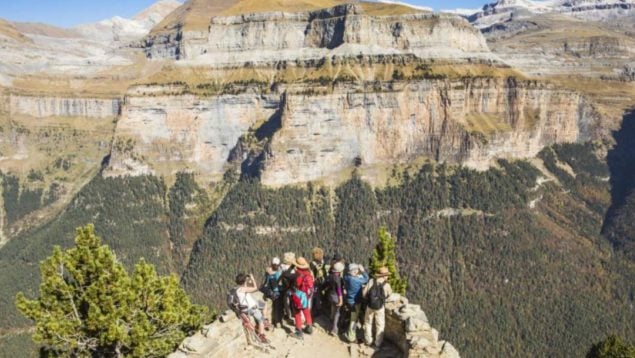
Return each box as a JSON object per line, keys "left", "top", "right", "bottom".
{"left": 222, "top": 0, "right": 347, "bottom": 16}
{"left": 0, "top": 19, "right": 32, "bottom": 44}
{"left": 464, "top": 113, "right": 512, "bottom": 136}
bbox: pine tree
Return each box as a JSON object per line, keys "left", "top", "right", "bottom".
{"left": 369, "top": 226, "right": 407, "bottom": 294}
{"left": 587, "top": 335, "right": 635, "bottom": 358}
{"left": 15, "top": 224, "right": 206, "bottom": 357}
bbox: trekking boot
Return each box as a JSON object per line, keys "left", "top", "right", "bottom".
{"left": 292, "top": 329, "right": 304, "bottom": 340}
{"left": 258, "top": 334, "right": 270, "bottom": 344}
{"left": 304, "top": 325, "right": 314, "bottom": 335}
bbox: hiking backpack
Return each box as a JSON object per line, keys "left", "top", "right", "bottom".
{"left": 261, "top": 271, "right": 281, "bottom": 300}
{"left": 227, "top": 287, "right": 248, "bottom": 313}
{"left": 295, "top": 271, "right": 314, "bottom": 297}
{"left": 367, "top": 281, "right": 386, "bottom": 310}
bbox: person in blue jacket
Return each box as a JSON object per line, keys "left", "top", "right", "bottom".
{"left": 343, "top": 263, "right": 369, "bottom": 342}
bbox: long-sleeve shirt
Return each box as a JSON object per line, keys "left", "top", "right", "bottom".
{"left": 326, "top": 271, "right": 343, "bottom": 302}
{"left": 344, "top": 271, "right": 369, "bottom": 306}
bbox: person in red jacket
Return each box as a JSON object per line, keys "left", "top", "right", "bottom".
{"left": 290, "top": 257, "right": 314, "bottom": 339}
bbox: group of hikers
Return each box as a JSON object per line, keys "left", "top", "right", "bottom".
{"left": 229, "top": 248, "right": 393, "bottom": 349}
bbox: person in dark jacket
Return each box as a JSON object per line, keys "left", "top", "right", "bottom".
{"left": 310, "top": 247, "right": 329, "bottom": 317}
{"left": 279, "top": 252, "right": 297, "bottom": 324}
{"left": 326, "top": 261, "right": 345, "bottom": 335}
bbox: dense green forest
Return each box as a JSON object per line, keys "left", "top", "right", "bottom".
{"left": 1, "top": 140, "right": 634, "bottom": 357}
{"left": 182, "top": 143, "right": 634, "bottom": 357}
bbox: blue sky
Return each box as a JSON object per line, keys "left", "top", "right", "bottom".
{"left": 0, "top": 0, "right": 486, "bottom": 28}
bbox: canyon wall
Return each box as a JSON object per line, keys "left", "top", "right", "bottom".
{"left": 144, "top": 4, "right": 492, "bottom": 64}
{"left": 104, "top": 91, "right": 280, "bottom": 178}
{"left": 107, "top": 78, "right": 597, "bottom": 186}
{"left": 9, "top": 94, "right": 121, "bottom": 118}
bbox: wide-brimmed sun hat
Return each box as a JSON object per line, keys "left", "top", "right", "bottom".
{"left": 349, "top": 263, "right": 360, "bottom": 272}
{"left": 283, "top": 252, "right": 296, "bottom": 265}
{"left": 295, "top": 257, "right": 310, "bottom": 270}
{"left": 375, "top": 266, "right": 391, "bottom": 277}
{"left": 272, "top": 257, "right": 280, "bottom": 265}
{"left": 333, "top": 262, "right": 345, "bottom": 273}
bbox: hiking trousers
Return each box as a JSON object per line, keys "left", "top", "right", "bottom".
{"left": 293, "top": 307, "right": 313, "bottom": 331}
{"left": 271, "top": 295, "right": 284, "bottom": 326}
{"left": 330, "top": 303, "right": 342, "bottom": 334}
{"left": 345, "top": 303, "right": 361, "bottom": 342}
{"left": 364, "top": 306, "right": 386, "bottom": 347}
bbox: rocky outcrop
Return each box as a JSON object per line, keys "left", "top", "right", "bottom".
{"left": 106, "top": 77, "right": 597, "bottom": 186}
{"left": 169, "top": 293, "right": 458, "bottom": 358}
{"left": 8, "top": 94, "right": 121, "bottom": 118}
{"left": 143, "top": 4, "right": 492, "bottom": 64}
{"left": 384, "top": 295, "right": 459, "bottom": 358}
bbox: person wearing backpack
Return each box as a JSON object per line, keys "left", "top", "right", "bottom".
{"left": 310, "top": 247, "right": 329, "bottom": 317}
{"left": 231, "top": 273, "right": 269, "bottom": 343}
{"left": 262, "top": 257, "right": 283, "bottom": 329}
{"left": 290, "top": 257, "right": 314, "bottom": 339}
{"left": 362, "top": 267, "right": 393, "bottom": 348}
{"left": 326, "top": 261, "right": 345, "bottom": 336}
{"left": 279, "top": 252, "right": 297, "bottom": 324}
{"left": 343, "top": 263, "right": 369, "bottom": 343}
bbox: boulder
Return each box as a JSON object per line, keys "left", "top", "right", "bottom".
{"left": 405, "top": 316, "right": 431, "bottom": 332}
{"left": 441, "top": 342, "right": 461, "bottom": 358}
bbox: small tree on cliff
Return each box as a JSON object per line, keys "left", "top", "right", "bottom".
{"left": 15, "top": 224, "right": 206, "bottom": 357}
{"left": 369, "top": 227, "right": 407, "bottom": 294}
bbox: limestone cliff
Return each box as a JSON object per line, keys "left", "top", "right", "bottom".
{"left": 106, "top": 78, "right": 598, "bottom": 186}
{"left": 143, "top": 4, "right": 493, "bottom": 63}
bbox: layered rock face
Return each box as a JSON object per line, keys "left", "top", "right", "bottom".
{"left": 262, "top": 79, "right": 595, "bottom": 185}
{"left": 8, "top": 94, "right": 121, "bottom": 118}
{"left": 105, "top": 90, "right": 279, "bottom": 178}
{"left": 469, "top": 0, "right": 635, "bottom": 27}
{"left": 107, "top": 78, "right": 596, "bottom": 185}
{"left": 144, "top": 4, "right": 492, "bottom": 63}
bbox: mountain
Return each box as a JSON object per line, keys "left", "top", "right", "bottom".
{"left": 0, "top": 0, "right": 634, "bottom": 356}
{"left": 75, "top": 0, "right": 181, "bottom": 43}
{"left": 469, "top": 0, "right": 635, "bottom": 27}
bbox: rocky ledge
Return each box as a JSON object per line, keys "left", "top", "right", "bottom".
{"left": 168, "top": 293, "right": 459, "bottom": 358}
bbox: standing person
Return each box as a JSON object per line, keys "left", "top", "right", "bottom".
{"left": 343, "top": 263, "right": 369, "bottom": 343}
{"left": 234, "top": 273, "right": 269, "bottom": 343}
{"left": 310, "top": 247, "right": 329, "bottom": 317}
{"left": 279, "top": 252, "right": 296, "bottom": 324}
{"left": 326, "top": 261, "right": 345, "bottom": 336}
{"left": 262, "top": 257, "right": 283, "bottom": 328}
{"left": 290, "top": 257, "right": 314, "bottom": 339}
{"left": 362, "top": 267, "right": 393, "bottom": 348}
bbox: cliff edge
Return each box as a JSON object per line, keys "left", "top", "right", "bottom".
{"left": 169, "top": 293, "right": 459, "bottom": 358}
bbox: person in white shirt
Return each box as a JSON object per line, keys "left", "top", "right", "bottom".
{"left": 235, "top": 273, "right": 268, "bottom": 342}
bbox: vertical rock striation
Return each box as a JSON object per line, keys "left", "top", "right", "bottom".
{"left": 9, "top": 94, "right": 121, "bottom": 118}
